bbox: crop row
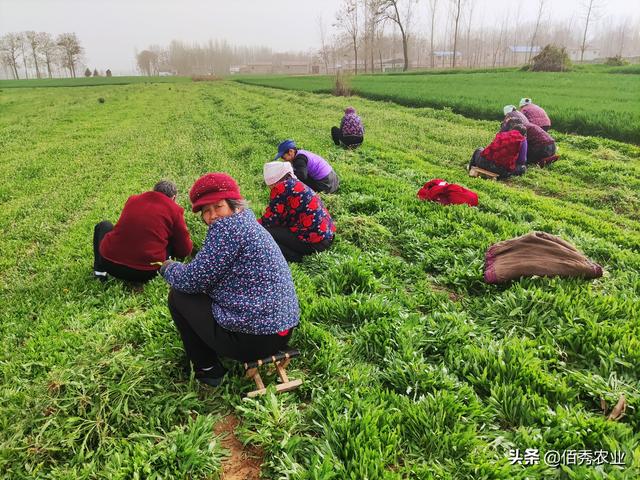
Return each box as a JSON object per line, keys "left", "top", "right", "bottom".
{"left": 236, "top": 70, "right": 640, "bottom": 144}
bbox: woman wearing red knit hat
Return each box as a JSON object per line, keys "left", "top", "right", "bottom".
{"left": 159, "top": 173, "right": 300, "bottom": 387}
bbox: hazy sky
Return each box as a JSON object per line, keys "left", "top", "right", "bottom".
{"left": 1, "top": 0, "right": 638, "bottom": 74}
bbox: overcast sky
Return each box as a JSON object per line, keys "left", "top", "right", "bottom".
{"left": 1, "top": 0, "right": 638, "bottom": 74}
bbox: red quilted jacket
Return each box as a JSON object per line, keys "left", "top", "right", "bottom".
{"left": 482, "top": 130, "right": 525, "bottom": 172}
{"left": 417, "top": 179, "right": 478, "bottom": 207}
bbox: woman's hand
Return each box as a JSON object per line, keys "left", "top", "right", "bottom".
{"left": 159, "top": 259, "right": 176, "bottom": 276}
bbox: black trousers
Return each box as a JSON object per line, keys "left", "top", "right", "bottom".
{"left": 306, "top": 170, "right": 340, "bottom": 194}
{"left": 93, "top": 221, "right": 158, "bottom": 282}
{"left": 263, "top": 226, "right": 333, "bottom": 262}
{"left": 331, "top": 126, "right": 363, "bottom": 148}
{"left": 168, "top": 289, "right": 292, "bottom": 368}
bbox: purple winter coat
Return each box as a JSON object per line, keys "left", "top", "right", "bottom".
{"left": 340, "top": 107, "right": 365, "bottom": 136}
{"left": 521, "top": 104, "right": 551, "bottom": 129}
{"left": 500, "top": 110, "right": 529, "bottom": 132}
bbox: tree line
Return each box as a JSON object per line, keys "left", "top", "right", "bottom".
{"left": 0, "top": 31, "right": 108, "bottom": 80}
{"left": 135, "top": 39, "right": 310, "bottom": 76}
{"left": 325, "top": 0, "right": 639, "bottom": 73}
{"left": 134, "top": 1, "right": 637, "bottom": 77}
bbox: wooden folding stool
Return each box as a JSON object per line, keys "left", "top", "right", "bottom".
{"left": 468, "top": 166, "right": 499, "bottom": 180}
{"left": 243, "top": 349, "right": 302, "bottom": 398}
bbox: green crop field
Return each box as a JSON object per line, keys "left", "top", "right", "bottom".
{"left": 1, "top": 80, "right": 639, "bottom": 479}
{"left": 0, "top": 75, "right": 191, "bottom": 88}
{"left": 236, "top": 70, "right": 640, "bottom": 144}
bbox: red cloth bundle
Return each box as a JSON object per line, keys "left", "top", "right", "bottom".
{"left": 417, "top": 179, "right": 478, "bottom": 207}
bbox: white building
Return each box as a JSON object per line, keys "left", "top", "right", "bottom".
{"left": 507, "top": 46, "right": 541, "bottom": 64}
{"left": 567, "top": 48, "right": 601, "bottom": 62}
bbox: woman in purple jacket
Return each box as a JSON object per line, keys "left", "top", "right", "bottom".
{"left": 331, "top": 106, "right": 364, "bottom": 148}
{"left": 504, "top": 117, "right": 557, "bottom": 166}
{"left": 274, "top": 139, "right": 339, "bottom": 194}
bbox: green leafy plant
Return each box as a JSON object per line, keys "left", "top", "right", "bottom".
{"left": 1, "top": 78, "right": 639, "bottom": 479}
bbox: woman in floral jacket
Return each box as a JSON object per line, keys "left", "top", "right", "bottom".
{"left": 160, "top": 172, "right": 299, "bottom": 387}
{"left": 259, "top": 162, "right": 335, "bottom": 262}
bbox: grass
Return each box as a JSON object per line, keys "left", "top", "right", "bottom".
{"left": 0, "top": 80, "right": 639, "bottom": 478}
{"left": 235, "top": 70, "right": 640, "bottom": 144}
{"left": 0, "top": 76, "right": 191, "bottom": 88}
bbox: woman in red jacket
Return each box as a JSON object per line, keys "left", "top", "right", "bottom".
{"left": 93, "top": 180, "right": 193, "bottom": 282}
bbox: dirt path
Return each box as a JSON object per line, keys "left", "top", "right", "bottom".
{"left": 214, "top": 415, "right": 263, "bottom": 480}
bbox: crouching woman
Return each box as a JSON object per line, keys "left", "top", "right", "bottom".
{"left": 160, "top": 173, "right": 299, "bottom": 387}
{"left": 331, "top": 106, "right": 364, "bottom": 148}
{"left": 259, "top": 162, "right": 335, "bottom": 262}
{"left": 468, "top": 125, "right": 528, "bottom": 179}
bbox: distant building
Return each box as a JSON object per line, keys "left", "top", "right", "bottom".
{"left": 381, "top": 57, "right": 405, "bottom": 72}
{"left": 158, "top": 71, "right": 176, "bottom": 76}
{"left": 433, "top": 51, "right": 463, "bottom": 57}
{"left": 231, "top": 61, "right": 321, "bottom": 75}
{"left": 509, "top": 46, "right": 541, "bottom": 55}
{"left": 432, "top": 51, "right": 463, "bottom": 67}
{"left": 567, "top": 47, "right": 600, "bottom": 62}
{"left": 238, "top": 62, "right": 274, "bottom": 74}
{"left": 507, "top": 46, "right": 541, "bottom": 64}
{"left": 279, "top": 61, "right": 310, "bottom": 74}
{"left": 338, "top": 59, "right": 367, "bottom": 73}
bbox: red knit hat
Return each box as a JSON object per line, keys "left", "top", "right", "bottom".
{"left": 189, "top": 173, "right": 243, "bottom": 212}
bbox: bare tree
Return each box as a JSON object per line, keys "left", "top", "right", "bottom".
{"left": 362, "top": 0, "right": 386, "bottom": 73}
{"left": 464, "top": 1, "right": 475, "bottom": 67}
{"left": 317, "top": 15, "right": 332, "bottom": 74}
{"left": 427, "top": 0, "right": 438, "bottom": 68}
{"left": 57, "top": 33, "right": 83, "bottom": 77}
{"left": 37, "top": 32, "right": 57, "bottom": 78}
{"left": 616, "top": 18, "right": 629, "bottom": 57}
{"left": 379, "top": 0, "right": 415, "bottom": 71}
{"left": 137, "top": 49, "right": 159, "bottom": 76}
{"left": 580, "top": 0, "right": 600, "bottom": 62}
{"left": 0, "top": 33, "right": 22, "bottom": 79}
{"left": 509, "top": 0, "right": 523, "bottom": 64}
{"left": 450, "top": 0, "right": 463, "bottom": 68}
{"left": 490, "top": 13, "right": 507, "bottom": 67}
{"left": 24, "top": 31, "right": 44, "bottom": 78}
{"left": 18, "top": 33, "right": 30, "bottom": 79}
{"left": 375, "top": 19, "right": 387, "bottom": 71}
{"left": 527, "top": 0, "right": 546, "bottom": 62}
{"left": 474, "top": 25, "right": 485, "bottom": 67}
{"left": 334, "top": 0, "right": 360, "bottom": 74}
{"left": 362, "top": 0, "right": 372, "bottom": 72}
